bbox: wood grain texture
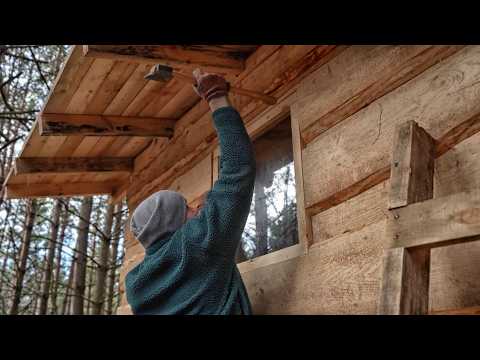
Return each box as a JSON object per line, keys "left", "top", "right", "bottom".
{"left": 291, "top": 114, "right": 312, "bottom": 251}
{"left": 311, "top": 133, "right": 480, "bottom": 312}
{"left": 5, "top": 181, "right": 117, "bottom": 199}
{"left": 387, "top": 190, "right": 480, "bottom": 249}
{"left": 312, "top": 180, "right": 390, "bottom": 245}
{"left": 293, "top": 45, "right": 463, "bottom": 144}
{"left": 129, "top": 46, "right": 283, "bottom": 182}
{"left": 241, "top": 220, "right": 387, "bottom": 314}
{"left": 14, "top": 157, "right": 133, "bottom": 175}
{"left": 127, "top": 46, "right": 337, "bottom": 206}
{"left": 378, "top": 120, "right": 434, "bottom": 315}
{"left": 304, "top": 46, "right": 480, "bottom": 216}
{"left": 39, "top": 113, "right": 175, "bottom": 137}
{"left": 20, "top": 46, "right": 94, "bottom": 157}
{"left": 389, "top": 121, "right": 435, "bottom": 209}
{"left": 430, "top": 241, "right": 480, "bottom": 311}
{"left": 378, "top": 247, "right": 430, "bottom": 314}
{"left": 83, "top": 45, "right": 254, "bottom": 75}
{"left": 430, "top": 305, "right": 480, "bottom": 315}
{"left": 238, "top": 244, "right": 304, "bottom": 274}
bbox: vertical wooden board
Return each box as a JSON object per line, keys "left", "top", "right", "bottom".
{"left": 293, "top": 46, "right": 462, "bottom": 142}
{"left": 377, "top": 248, "right": 404, "bottom": 314}
{"left": 312, "top": 180, "right": 390, "bottom": 245}
{"left": 378, "top": 246, "right": 430, "bottom": 315}
{"left": 380, "top": 118, "right": 434, "bottom": 314}
{"left": 303, "top": 46, "right": 480, "bottom": 209}
{"left": 241, "top": 220, "right": 387, "bottom": 314}
{"left": 389, "top": 121, "right": 435, "bottom": 208}
{"left": 291, "top": 114, "right": 312, "bottom": 250}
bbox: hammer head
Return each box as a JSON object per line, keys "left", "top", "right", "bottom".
{"left": 144, "top": 64, "right": 174, "bottom": 82}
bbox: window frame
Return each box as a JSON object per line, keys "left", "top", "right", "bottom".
{"left": 212, "top": 106, "right": 311, "bottom": 274}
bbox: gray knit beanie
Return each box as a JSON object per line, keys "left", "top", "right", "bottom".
{"left": 130, "top": 190, "right": 188, "bottom": 249}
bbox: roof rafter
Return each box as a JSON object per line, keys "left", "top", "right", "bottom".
{"left": 83, "top": 45, "right": 248, "bottom": 75}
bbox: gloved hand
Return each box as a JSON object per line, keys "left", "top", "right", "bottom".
{"left": 192, "top": 68, "right": 230, "bottom": 102}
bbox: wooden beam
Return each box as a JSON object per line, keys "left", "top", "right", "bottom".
{"left": 388, "top": 190, "right": 480, "bottom": 249}
{"left": 296, "top": 45, "right": 463, "bottom": 145}
{"left": 38, "top": 113, "right": 175, "bottom": 137}
{"left": 126, "top": 46, "right": 336, "bottom": 206}
{"left": 14, "top": 157, "right": 133, "bottom": 175}
{"left": 83, "top": 45, "right": 246, "bottom": 75}
{"left": 5, "top": 182, "right": 117, "bottom": 199}
{"left": 430, "top": 305, "right": 480, "bottom": 315}
{"left": 389, "top": 121, "right": 435, "bottom": 209}
{"left": 378, "top": 247, "right": 430, "bottom": 315}
{"left": 302, "top": 47, "right": 479, "bottom": 214}
{"left": 378, "top": 120, "right": 435, "bottom": 315}
{"left": 306, "top": 111, "right": 480, "bottom": 217}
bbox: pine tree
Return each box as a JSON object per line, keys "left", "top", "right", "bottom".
{"left": 50, "top": 198, "right": 70, "bottom": 314}
{"left": 92, "top": 203, "right": 114, "bottom": 315}
{"left": 38, "top": 199, "right": 61, "bottom": 314}
{"left": 106, "top": 204, "right": 123, "bottom": 315}
{"left": 9, "top": 199, "right": 37, "bottom": 315}
{"left": 71, "top": 197, "right": 93, "bottom": 315}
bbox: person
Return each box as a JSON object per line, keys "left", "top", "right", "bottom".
{"left": 125, "top": 69, "right": 256, "bottom": 314}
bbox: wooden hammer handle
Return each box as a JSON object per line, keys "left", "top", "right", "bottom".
{"left": 173, "top": 72, "right": 277, "bottom": 105}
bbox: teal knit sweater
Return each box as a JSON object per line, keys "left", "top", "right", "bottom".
{"left": 125, "top": 106, "right": 255, "bottom": 315}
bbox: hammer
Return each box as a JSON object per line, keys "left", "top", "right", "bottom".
{"left": 145, "top": 64, "right": 277, "bottom": 105}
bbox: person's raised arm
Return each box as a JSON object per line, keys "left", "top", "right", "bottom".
{"left": 179, "top": 69, "right": 256, "bottom": 260}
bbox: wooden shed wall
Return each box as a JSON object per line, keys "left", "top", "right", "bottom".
{"left": 116, "top": 46, "right": 480, "bottom": 315}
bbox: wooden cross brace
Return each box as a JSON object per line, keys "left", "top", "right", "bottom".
{"left": 378, "top": 120, "right": 480, "bottom": 315}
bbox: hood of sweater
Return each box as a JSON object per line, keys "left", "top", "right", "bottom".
{"left": 130, "top": 190, "right": 187, "bottom": 249}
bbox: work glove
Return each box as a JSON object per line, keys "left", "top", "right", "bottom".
{"left": 192, "top": 68, "right": 230, "bottom": 102}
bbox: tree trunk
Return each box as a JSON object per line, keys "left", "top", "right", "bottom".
{"left": 92, "top": 203, "right": 114, "bottom": 315}
{"left": 9, "top": 199, "right": 37, "bottom": 315}
{"left": 62, "top": 258, "right": 75, "bottom": 315}
{"left": 51, "top": 198, "right": 69, "bottom": 314}
{"left": 106, "top": 204, "right": 122, "bottom": 315}
{"left": 38, "top": 199, "right": 61, "bottom": 315}
{"left": 254, "top": 184, "right": 269, "bottom": 257}
{"left": 0, "top": 236, "right": 12, "bottom": 295}
{"left": 86, "top": 231, "right": 97, "bottom": 315}
{"left": 71, "top": 196, "right": 93, "bottom": 315}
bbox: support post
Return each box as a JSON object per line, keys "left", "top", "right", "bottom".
{"left": 378, "top": 120, "right": 435, "bottom": 315}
